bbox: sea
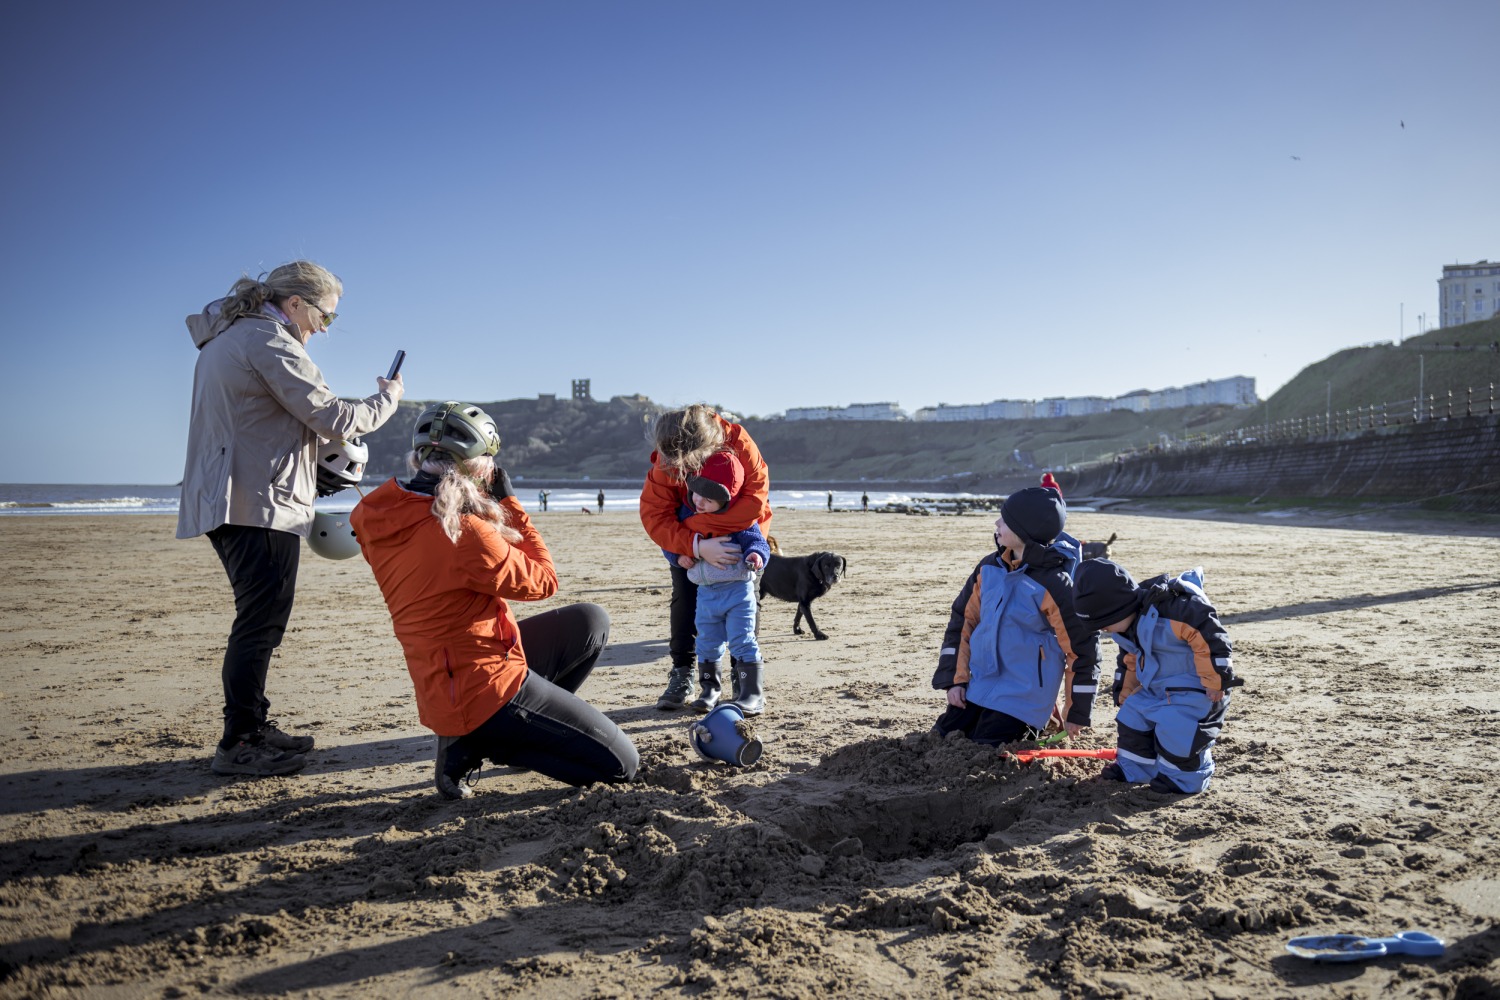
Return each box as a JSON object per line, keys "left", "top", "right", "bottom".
{"left": 0, "top": 483, "right": 1006, "bottom": 517}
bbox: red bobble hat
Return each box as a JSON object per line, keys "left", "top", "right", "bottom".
{"left": 686, "top": 451, "right": 744, "bottom": 504}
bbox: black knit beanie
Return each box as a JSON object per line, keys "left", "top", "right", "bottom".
{"left": 1000, "top": 486, "right": 1066, "bottom": 545}
{"left": 1073, "top": 559, "right": 1141, "bottom": 628}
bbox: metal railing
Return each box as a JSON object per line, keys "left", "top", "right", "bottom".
{"left": 1110, "top": 383, "right": 1498, "bottom": 460}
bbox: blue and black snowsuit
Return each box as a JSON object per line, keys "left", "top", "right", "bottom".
{"left": 1105, "top": 570, "right": 1237, "bottom": 794}
{"left": 931, "top": 536, "right": 1101, "bottom": 745}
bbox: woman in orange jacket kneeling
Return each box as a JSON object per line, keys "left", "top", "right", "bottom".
{"left": 352, "top": 401, "right": 639, "bottom": 798}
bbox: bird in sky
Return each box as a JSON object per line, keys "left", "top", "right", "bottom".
{"left": 1400, "top": 119, "right": 1405, "bottom": 128}
{"left": 1290, "top": 155, "right": 1301, "bottom": 160}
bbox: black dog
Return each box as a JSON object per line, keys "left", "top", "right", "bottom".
{"left": 758, "top": 551, "right": 847, "bottom": 640}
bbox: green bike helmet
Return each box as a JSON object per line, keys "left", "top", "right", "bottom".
{"left": 412, "top": 401, "right": 501, "bottom": 462}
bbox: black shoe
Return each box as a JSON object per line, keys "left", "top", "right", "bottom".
{"left": 257, "top": 719, "right": 314, "bottom": 754}
{"left": 434, "top": 734, "right": 475, "bottom": 799}
{"left": 1098, "top": 762, "right": 1127, "bottom": 782}
{"left": 1149, "top": 773, "right": 1192, "bottom": 795}
{"left": 212, "top": 737, "right": 306, "bottom": 777}
{"left": 656, "top": 665, "right": 695, "bottom": 710}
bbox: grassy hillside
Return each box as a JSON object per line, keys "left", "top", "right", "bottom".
{"left": 1248, "top": 315, "right": 1500, "bottom": 428}
{"left": 743, "top": 405, "right": 1245, "bottom": 481}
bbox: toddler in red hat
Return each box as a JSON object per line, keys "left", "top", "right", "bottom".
{"left": 661, "top": 451, "right": 771, "bottom": 715}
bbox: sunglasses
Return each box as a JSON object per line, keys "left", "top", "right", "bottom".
{"left": 305, "top": 300, "right": 337, "bottom": 328}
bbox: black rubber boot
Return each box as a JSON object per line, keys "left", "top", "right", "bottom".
{"left": 691, "top": 660, "right": 722, "bottom": 713}
{"left": 656, "top": 665, "right": 695, "bottom": 710}
{"left": 729, "top": 660, "right": 765, "bottom": 716}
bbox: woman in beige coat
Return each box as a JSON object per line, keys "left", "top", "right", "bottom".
{"left": 178, "top": 261, "right": 403, "bottom": 777}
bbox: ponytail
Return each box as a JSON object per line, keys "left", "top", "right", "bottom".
{"left": 217, "top": 260, "right": 343, "bottom": 326}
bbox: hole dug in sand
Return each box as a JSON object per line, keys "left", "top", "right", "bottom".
{"left": 763, "top": 784, "right": 1031, "bottom": 862}
{"left": 745, "top": 734, "right": 1053, "bottom": 862}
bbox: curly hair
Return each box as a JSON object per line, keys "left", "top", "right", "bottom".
{"left": 648, "top": 404, "right": 725, "bottom": 478}
{"left": 405, "top": 452, "right": 521, "bottom": 544}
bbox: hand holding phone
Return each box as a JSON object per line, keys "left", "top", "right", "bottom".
{"left": 386, "top": 350, "right": 406, "bottom": 380}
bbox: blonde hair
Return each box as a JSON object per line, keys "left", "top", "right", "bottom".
{"left": 220, "top": 260, "right": 343, "bottom": 326}
{"left": 649, "top": 404, "right": 725, "bottom": 478}
{"left": 405, "top": 452, "right": 522, "bottom": 545}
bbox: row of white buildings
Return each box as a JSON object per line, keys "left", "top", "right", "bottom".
{"left": 780, "top": 375, "right": 1258, "bottom": 423}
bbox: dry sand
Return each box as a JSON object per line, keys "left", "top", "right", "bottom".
{"left": 2, "top": 506, "right": 1498, "bottom": 998}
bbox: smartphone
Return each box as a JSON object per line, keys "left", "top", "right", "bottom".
{"left": 386, "top": 349, "right": 406, "bottom": 380}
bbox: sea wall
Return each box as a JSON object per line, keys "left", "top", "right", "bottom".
{"left": 1065, "top": 413, "right": 1500, "bottom": 511}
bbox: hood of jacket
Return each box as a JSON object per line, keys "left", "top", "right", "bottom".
{"left": 186, "top": 298, "right": 236, "bottom": 350}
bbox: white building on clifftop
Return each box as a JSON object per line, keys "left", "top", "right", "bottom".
{"left": 1439, "top": 260, "right": 1500, "bottom": 328}
{"left": 784, "top": 401, "right": 906, "bottom": 421}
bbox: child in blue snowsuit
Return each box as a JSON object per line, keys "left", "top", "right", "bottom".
{"left": 1073, "top": 559, "right": 1239, "bottom": 794}
{"left": 930, "top": 486, "right": 1102, "bottom": 745}
{"left": 661, "top": 451, "right": 770, "bottom": 715}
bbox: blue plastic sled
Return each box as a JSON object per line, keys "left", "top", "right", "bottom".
{"left": 1286, "top": 931, "right": 1445, "bottom": 962}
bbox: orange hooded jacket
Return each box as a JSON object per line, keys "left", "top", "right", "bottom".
{"left": 639, "top": 414, "right": 772, "bottom": 556}
{"left": 351, "top": 478, "right": 557, "bottom": 736}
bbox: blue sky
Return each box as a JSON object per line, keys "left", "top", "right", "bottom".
{"left": 3, "top": 0, "right": 1496, "bottom": 484}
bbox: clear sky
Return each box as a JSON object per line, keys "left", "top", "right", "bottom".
{"left": 3, "top": 1, "right": 1495, "bottom": 484}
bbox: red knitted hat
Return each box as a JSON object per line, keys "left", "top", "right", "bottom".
{"left": 686, "top": 451, "right": 744, "bottom": 504}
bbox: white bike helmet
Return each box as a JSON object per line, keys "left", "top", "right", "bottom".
{"left": 315, "top": 437, "right": 369, "bottom": 497}
{"left": 307, "top": 510, "right": 362, "bottom": 560}
{"left": 412, "top": 401, "right": 500, "bottom": 462}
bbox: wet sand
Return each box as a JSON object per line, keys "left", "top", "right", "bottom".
{"left": 2, "top": 507, "right": 1497, "bottom": 997}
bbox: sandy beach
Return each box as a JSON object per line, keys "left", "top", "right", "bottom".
{"left": 2, "top": 506, "right": 1498, "bottom": 998}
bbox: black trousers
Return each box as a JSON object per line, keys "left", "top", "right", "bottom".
{"left": 207, "top": 524, "right": 301, "bottom": 746}
{"left": 668, "top": 563, "right": 698, "bottom": 669}
{"left": 452, "top": 603, "right": 639, "bottom": 786}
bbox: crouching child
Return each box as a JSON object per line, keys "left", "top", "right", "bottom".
{"left": 1073, "top": 560, "right": 1240, "bottom": 794}
{"left": 930, "top": 486, "right": 1102, "bottom": 745}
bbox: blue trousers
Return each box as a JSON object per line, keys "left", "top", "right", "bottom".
{"left": 1115, "top": 687, "right": 1228, "bottom": 794}
{"left": 694, "top": 579, "right": 761, "bottom": 664}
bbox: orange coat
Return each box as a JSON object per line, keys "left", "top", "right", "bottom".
{"left": 639, "top": 415, "right": 772, "bottom": 556}
{"left": 350, "top": 478, "right": 557, "bottom": 736}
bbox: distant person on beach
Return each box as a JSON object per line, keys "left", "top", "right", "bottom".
{"left": 1073, "top": 560, "right": 1237, "bottom": 794}
{"left": 660, "top": 452, "right": 770, "bottom": 714}
{"left": 639, "top": 404, "right": 771, "bottom": 711}
{"left": 827, "top": 490, "right": 833, "bottom": 511}
{"left": 930, "top": 486, "right": 1101, "bottom": 746}
{"left": 352, "top": 402, "right": 638, "bottom": 797}
{"left": 178, "top": 261, "right": 403, "bottom": 778}
{"left": 538, "top": 489, "right": 549, "bottom": 512}
{"left": 861, "top": 491, "right": 869, "bottom": 511}
{"left": 597, "top": 488, "right": 605, "bottom": 513}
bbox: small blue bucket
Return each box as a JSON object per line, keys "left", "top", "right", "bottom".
{"left": 689, "top": 703, "right": 763, "bottom": 766}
